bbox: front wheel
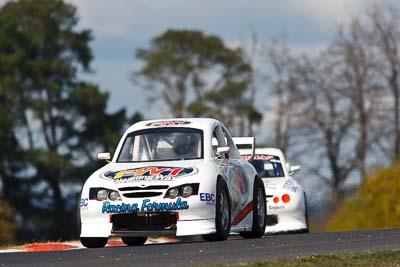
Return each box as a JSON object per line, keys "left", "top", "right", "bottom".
{"left": 80, "top": 237, "right": 108, "bottom": 248}
{"left": 204, "top": 179, "right": 231, "bottom": 241}
{"left": 240, "top": 176, "right": 266, "bottom": 238}
{"left": 121, "top": 236, "right": 147, "bottom": 246}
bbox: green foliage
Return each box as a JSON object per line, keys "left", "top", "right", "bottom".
{"left": 0, "top": 0, "right": 143, "bottom": 243}
{"left": 135, "top": 29, "right": 261, "bottom": 135}
{"left": 326, "top": 161, "right": 400, "bottom": 231}
{"left": 0, "top": 200, "right": 16, "bottom": 245}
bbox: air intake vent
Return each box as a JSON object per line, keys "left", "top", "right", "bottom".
{"left": 118, "top": 185, "right": 169, "bottom": 191}
{"left": 112, "top": 212, "right": 177, "bottom": 231}
{"left": 123, "top": 192, "right": 163, "bottom": 198}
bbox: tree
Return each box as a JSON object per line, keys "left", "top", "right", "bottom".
{"left": 330, "top": 19, "right": 383, "bottom": 180}
{"left": 296, "top": 50, "right": 358, "bottom": 206}
{"left": 0, "top": 0, "right": 133, "bottom": 241}
{"left": 0, "top": 96, "right": 20, "bottom": 244}
{"left": 253, "top": 3, "right": 400, "bottom": 213}
{"left": 134, "top": 29, "right": 261, "bottom": 135}
{"left": 262, "top": 42, "right": 303, "bottom": 154}
{"left": 262, "top": 41, "right": 359, "bottom": 206}
{"left": 368, "top": 5, "right": 400, "bottom": 162}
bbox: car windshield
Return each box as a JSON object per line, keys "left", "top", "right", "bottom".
{"left": 117, "top": 128, "right": 203, "bottom": 162}
{"left": 248, "top": 154, "right": 285, "bottom": 178}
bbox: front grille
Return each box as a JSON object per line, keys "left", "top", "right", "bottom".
{"left": 122, "top": 192, "right": 163, "bottom": 198}
{"left": 118, "top": 185, "right": 169, "bottom": 191}
{"left": 266, "top": 215, "right": 278, "bottom": 226}
{"left": 112, "top": 212, "right": 177, "bottom": 231}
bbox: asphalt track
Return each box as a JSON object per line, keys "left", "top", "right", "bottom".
{"left": 1, "top": 228, "right": 400, "bottom": 267}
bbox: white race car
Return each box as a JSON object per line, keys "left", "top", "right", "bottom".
{"left": 79, "top": 118, "right": 266, "bottom": 248}
{"left": 240, "top": 148, "right": 308, "bottom": 234}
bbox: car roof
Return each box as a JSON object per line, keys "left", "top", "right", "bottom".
{"left": 254, "top": 148, "right": 284, "bottom": 157}
{"left": 124, "top": 118, "right": 220, "bottom": 134}
{"left": 240, "top": 148, "right": 283, "bottom": 156}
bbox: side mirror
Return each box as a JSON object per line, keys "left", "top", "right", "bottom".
{"left": 216, "top": 146, "right": 229, "bottom": 156}
{"left": 288, "top": 164, "right": 300, "bottom": 175}
{"left": 97, "top": 152, "right": 111, "bottom": 161}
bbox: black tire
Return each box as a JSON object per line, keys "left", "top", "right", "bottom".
{"left": 240, "top": 176, "right": 266, "bottom": 239}
{"left": 80, "top": 237, "right": 108, "bottom": 248}
{"left": 302, "top": 193, "right": 310, "bottom": 233}
{"left": 76, "top": 199, "right": 81, "bottom": 237}
{"left": 121, "top": 236, "right": 148, "bottom": 246}
{"left": 204, "top": 179, "right": 231, "bottom": 241}
{"left": 76, "top": 187, "right": 84, "bottom": 237}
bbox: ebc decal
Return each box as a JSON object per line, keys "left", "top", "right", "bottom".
{"left": 145, "top": 120, "right": 191, "bottom": 127}
{"left": 199, "top": 193, "right": 216, "bottom": 205}
{"left": 103, "top": 167, "right": 197, "bottom": 184}
{"left": 101, "top": 198, "right": 189, "bottom": 214}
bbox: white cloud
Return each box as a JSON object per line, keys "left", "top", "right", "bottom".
{"left": 292, "top": 0, "right": 364, "bottom": 26}
{"left": 66, "top": 0, "right": 393, "bottom": 44}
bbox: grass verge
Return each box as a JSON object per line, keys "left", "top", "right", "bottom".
{"left": 222, "top": 250, "right": 400, "bottom": 267}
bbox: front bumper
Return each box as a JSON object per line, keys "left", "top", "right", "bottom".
{"left": 80, "top": 195, "right": 216, "bottom": 238}
{"left": 80, "top": 218, "right": 216, "bottom": 238}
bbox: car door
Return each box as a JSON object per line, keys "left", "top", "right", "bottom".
{"left": 213, "top": 125, "right": 250, "bottom": 220}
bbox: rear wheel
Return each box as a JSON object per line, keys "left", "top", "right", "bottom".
{"left": 302, "top": 193, "right": 310, "bottom": 233}
{"left": 121, "top": 236, "right": 148, "bottom": 246}
{"left": 240, "top": 176, "right": 266, "bottom": 238}
{"left": 204, "top": 179, "right": 231, "bottom": 241}
{"left": 80, "top": 237, "right": 108, "bottom": 248}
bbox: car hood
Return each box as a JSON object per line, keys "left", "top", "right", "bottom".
{"left": 91, "top": 159, "right": 208, "bottom": 185}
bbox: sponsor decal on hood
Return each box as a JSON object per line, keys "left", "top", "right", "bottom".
{"left": 102, "top": 167, "right": 197, "bottom": 184}
{"left": 145, "top": 120, "right": 191, "bottom": 127}
{"left": 242, "top": 154, "right": 274, "bottom": 161}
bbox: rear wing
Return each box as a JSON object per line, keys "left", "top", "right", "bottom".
{"left": 232, "top": 137, "right": 255, "bottom": 161}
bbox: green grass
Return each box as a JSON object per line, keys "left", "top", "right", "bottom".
{"left": 220, "top": 250, "right": 400, "bottom": 267}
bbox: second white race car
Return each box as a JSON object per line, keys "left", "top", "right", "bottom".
{"left": 240, "top": 147, "right": 309, "bottom": 234}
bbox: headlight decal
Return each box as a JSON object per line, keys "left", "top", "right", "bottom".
{"left": 164, "top": 183, "right": 199, "bottom": 199}
{"left": 89, "top": 188, "right": 121, "bottom": 201}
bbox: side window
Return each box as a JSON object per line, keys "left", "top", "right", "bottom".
{"left": 274, "top": 162, "right": 284, "bottom": 177}
{"left": 263, "top": 159, "right": 285, "bottom": 178}
{"left": 212, "top": 126, "right": 228, "bottom": 159}
{"left": 221, "top": 127, "right": 241, "bottom": 159}
{"left": 212, "top": 132, "right": 218, "bottom": 155}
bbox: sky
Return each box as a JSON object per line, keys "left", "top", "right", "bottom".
{"left": 63, "top": 0, "right": 399, "bottom": 117}
{"left": 0, "top": 0, "right": 397, "bottom": 117}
